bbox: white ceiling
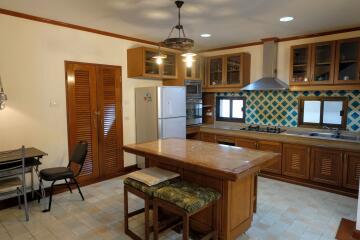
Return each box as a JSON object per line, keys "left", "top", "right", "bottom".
{"left": 1, "top": 0, "right": 360, "bottom": 50}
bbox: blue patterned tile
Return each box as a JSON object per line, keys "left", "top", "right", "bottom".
{"left": 216, "top": 90, "right": 359, "bottom": 131}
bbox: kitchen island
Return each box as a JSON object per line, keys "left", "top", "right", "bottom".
{"left": 123, "top": 138, "right": 279, "bottom": 240}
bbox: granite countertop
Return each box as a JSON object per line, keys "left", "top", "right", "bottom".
{"left": 200, "top": 124, "right": 360, "bottom": 152}
{"left": 123, "top": 138, "right": 279, "bottom": 180}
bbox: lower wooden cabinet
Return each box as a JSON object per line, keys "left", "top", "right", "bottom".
{"left": 197, "top": 131, "right": 359, "bottom": 196}
{"left": 343, "top": 152, "right": 360, "bottom": 190}
{"left": 235, "top": 138, "right": 257, "bottom": 149}
{"left": 200, "top": 132, "right": 216, "bottom": 143}
{"left": 310, "top": 148, "right": 343, "bottom": 186}
{"left": 282, "top": 144, "right": 310, "bottom": 179}
{"left": 258, "top": 141, "right": 282, "bottom": 174}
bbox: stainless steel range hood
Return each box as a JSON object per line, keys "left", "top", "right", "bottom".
{"left": 241, "top": 39, "right": 288, "bottom": 91}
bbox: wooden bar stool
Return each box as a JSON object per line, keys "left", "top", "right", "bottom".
{"left": 123, "top": 167, "right": 180, "bottom": 240}
{"left": 153, "top": 181, "right": 221, "bottom": 240}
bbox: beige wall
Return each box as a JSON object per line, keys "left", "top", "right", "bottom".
{"left": 202, "top": 31, "right": 360, "bottom": 84}
{"left": 0, "top": 14, "right": 162, "bottom": 169}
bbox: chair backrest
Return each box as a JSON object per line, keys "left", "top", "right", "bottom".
{"left": 69, "top": 141, "right": 88, "bottom": 176}
{"left": 0, "top": 146, "right": 26, "bottom": 177}
{"left": 0, "top": 146, "right": 26, "bottom": 196}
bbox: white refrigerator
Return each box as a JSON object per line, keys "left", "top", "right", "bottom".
{"left": 135, "top": 86, "right": 186, "bottom": 168}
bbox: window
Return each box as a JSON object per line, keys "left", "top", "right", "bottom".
{"left": 216, "top": 96, "right": 246, "bottom": 122}
{"left": 298, "top": 97, "right": 348, "bottom": 129}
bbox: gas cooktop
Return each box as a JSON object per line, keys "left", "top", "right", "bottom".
{"left": 237, "top": 125, "right": 286, "bottom": 134}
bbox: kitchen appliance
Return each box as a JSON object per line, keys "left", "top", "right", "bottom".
{"left": 235, "top": 125, "right": 286, "bottom": 134}
{"left": 186, "top": 98, "right": 203, "bottom": 126}
{"left": 135, "top": 86, "right": 186, "bottom": 168}
{"left": 185, "top": 80, "right": 202, "bottom": 98}
{"left": 241, "top": 39, "right": 289, "bottom": 91}
{"left": 185, "top": 80, "right": 203, "bottom": 126}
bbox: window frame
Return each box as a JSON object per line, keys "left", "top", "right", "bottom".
{"left": 216, "top": 96, "right": 246, "bottom": 123}
{"left": 298, "top": 96, "right": 348, "bottom": 129}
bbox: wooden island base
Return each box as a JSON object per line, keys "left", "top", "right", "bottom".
{"left": 148, "top": 156, "right": 256, "bottom": 239}
{"left": 123, "top": 139, "right": 279, "bottom": 239}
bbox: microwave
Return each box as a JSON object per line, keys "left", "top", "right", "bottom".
{"left": 185, "top": 80, "right": 202, "bottom": 99}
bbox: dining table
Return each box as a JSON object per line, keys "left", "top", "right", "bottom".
{"left": 123, "top": 138, "right": 279, "bottom": 240}
{"left": 0, "top": 147, "right": 47, "bottom": 197}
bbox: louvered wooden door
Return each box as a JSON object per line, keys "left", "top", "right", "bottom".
{"left": 310, "top": 148, "right": 343, "bottom": 186}
{"left": 97, "top": 66, "right": 123, "bottom": 176}
{"left": 282, "top": 144, "right": 310, "bottom": 179}
{"left": 343, "top": 152, "right": 360, "bottom": 190}
{"left": 66, "top": 63, "right": 100, "bottom": 181}
{"left": 66, "top": 62, "right": 123, "bottom": 183}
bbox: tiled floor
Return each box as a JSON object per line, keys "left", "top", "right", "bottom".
{"left": 0, "top": 177, "right": 356, "bottom": 240}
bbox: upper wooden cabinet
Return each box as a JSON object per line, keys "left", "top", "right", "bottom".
{"left": 127, "top": 47, "right": 178, "bottom": 79}
{"left": 290, "top": 44, "right": 311, "bottom": 85}
{"left": 335, "top": 38, "right": 360, "bottom": 85}
{"left": 290, "top": 38, "right": 360, "bottom": 90}
{"left": 185, "top": 56, "right": 204, "bottom": 81}
{"left": 204, "top": 53, "right": 250, "bottom": 92}
{"left": 311, "top": 41, "right": 336, "bottom": 85}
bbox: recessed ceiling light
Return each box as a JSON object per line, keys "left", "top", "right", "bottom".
{"left": 200, "top": 33, "right": 211, "bottom": 38}
{"left": 280, "top": 16, "right": 294, "bottom": 22}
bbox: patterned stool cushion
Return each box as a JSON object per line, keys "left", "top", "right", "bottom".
{"left": 124, "top": 177, "right": 176, "bottom": 197}
{"left": 154, "top": 181, "right": 221, "bottom": 213}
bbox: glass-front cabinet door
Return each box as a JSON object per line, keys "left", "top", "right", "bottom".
{"left": 335, "top": 38, "right": 360, "bottom": 84}
{"left": 310, "top": 42, "right": 335, "bottom": 85}
{"left": 162, "top": 52, "right": 177, "bottom": 79}
{"left": 208, "top": 57, "right": 223, "bottom": 86}
{"left": 144, "top": 49, "right": 160, "bottom": 77}
{"left": 226, "top": 55, "right": 242, "bottom": 85}
{"left": 290, "top": 45, "right": 311, "bottom": 85}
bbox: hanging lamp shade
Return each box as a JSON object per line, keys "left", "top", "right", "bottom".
{"left": 162, "top": 1, "right": 194, "bottom": 51}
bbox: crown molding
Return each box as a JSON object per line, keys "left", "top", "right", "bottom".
{"left": 0, "top": 8, "right": 158, "bottom": 46}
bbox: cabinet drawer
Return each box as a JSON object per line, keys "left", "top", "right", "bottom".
{"left": 258, "top": 141, "right": 282, "bottom": 174}
{"left": 235, "top": 138, "right": 257, "bottom": 149}
{"left": 310, "top": 148, "right": 343, "bottom": 186}
{"left": 216, "top": 135, "right": 235, "bottom": 144}
{"left": 282, "top": 144, "right": 310, "bottom": 179}
{"left": 343, "top": 152, "right": 360, "bottom": 190}
{"left": 200, "top": 132, "right": 216, "bottom": 143}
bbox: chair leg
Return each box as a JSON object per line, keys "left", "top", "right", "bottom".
{"left": 183, "top": 213, "right": 189, "bottom": 240}
{"left": 72, "top": 178, "right": 84, "bottom": 201}
{"left": 22, "top": 186, "right": 29, "bottom": 221}
{"left": 43, "top": 181, "right": 55, "bottom": 213}
{"left": 17, "top": 189, "right": 21, "bottom": 209}
{"left": 64, "top": 179, "right": 73, "bottom": 193}
{"left": 124, "top": 186, "right": 129, "bottom": 235}
{"left": 153, "top": 199, "right": 159, "bottom": 240}
{"left": 212, "top": 201, "right": 219, "bottom": 240}
{"left": 37, "top": 178, "right": 42, "bottom": 203}
{"left": 144, "top": 196, "right": 150, "bottom": 240}
{"left": 31, "top": 167, "right": 35, "bottom": 199}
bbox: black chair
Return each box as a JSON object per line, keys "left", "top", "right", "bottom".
{"left": 39, "top": 141, "right": 88, "bottom": 212}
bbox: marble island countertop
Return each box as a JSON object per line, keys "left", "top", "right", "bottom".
{"left": 199, "top": 124, "right": 360, "bottom": 151}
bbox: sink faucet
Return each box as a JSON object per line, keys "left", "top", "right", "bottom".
{"left": 323, "top": 126, "right": 341, "bottom": 137}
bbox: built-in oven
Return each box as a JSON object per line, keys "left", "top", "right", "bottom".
{"left": 185, "top": 80, "right": 202, "bottom": 99}
{"left": 186, "top": 98, "right": 203, "bottom": 126}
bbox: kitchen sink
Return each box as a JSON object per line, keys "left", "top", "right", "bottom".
{"left": 331, "top": 135, "right": 359, "bottom": 141}
{"left": 308, "top": 132, "right": 359, "bottom": 141}
{"left": 308, "top": 132, "right": 336, "bottom": 138}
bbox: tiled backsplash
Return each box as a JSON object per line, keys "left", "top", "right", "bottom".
{"left": 217, "top": 90, "right": 360, "bottom": 132}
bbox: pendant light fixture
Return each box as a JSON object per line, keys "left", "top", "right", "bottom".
{"left": 0, "top": 75, "right": 8, "bottom": 110}
{"left": 152, "top": 44, "right": 167, "bottom": 65}
{"left": 161, "top": 0, "right": 196, "bottom": 68}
